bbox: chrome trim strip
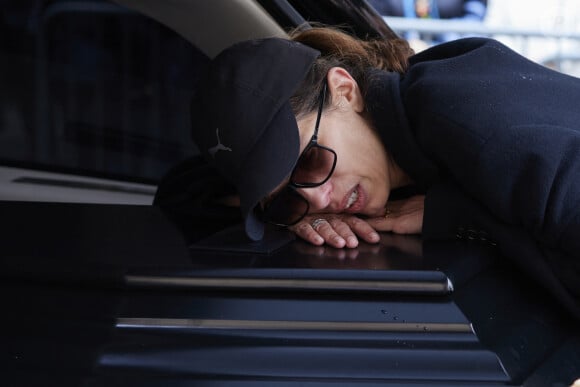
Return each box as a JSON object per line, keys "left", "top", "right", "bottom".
{"left": 125, "top": 275, "right": 451, "bottom": 294}
{"left": 116, "top": 317, "right": 473, "bottom": 333}
{"left": 13, "top": 177, "right": 155, "bottom": 195}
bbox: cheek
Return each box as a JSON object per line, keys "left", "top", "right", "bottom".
{"left": 313, "top": 111, "right": 386, "bottom": 178}
{"left": 332, "top": 140, "right": 384, "bottom": 179}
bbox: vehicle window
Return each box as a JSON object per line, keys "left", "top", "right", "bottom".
{"left": 0, "top": 0, "right": 208, "bottom": 183}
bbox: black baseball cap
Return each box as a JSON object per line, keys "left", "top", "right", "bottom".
{"left": 191, "top": 38, "right": 320, "bottom": 241}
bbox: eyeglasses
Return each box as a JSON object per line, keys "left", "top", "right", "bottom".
{"left": 258, "top": 82, "right": 337, "bottom": 227}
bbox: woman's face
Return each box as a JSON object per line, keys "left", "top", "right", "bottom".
{"left": 291, "top": 67, "right": 404, "bottom": 218}
{"left": 295, "top": 102, "right": 389, "bottom": 217}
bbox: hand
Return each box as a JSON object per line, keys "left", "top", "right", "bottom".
{"left": 288, "top": 213, "right": 381, "bottom": 249}
{"left": 366, "top": 195, "right": 425, "bottom": 235}
{"left": 287, "top": 195, "right": 425, "bottom": 249}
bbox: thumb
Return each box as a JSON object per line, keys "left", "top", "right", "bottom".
{"left": 366, "top": 215, "right": 396, "bottom": 232}
{"left": 367, "top": 212, "right": 422, "bottom": 235}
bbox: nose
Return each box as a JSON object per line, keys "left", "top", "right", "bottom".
{"left": 297, "top": 181, "right": 332, "bottom": 212}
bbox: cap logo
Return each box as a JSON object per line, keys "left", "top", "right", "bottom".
{"left": 208, "top": 128, "right": 232, "bottom": 158}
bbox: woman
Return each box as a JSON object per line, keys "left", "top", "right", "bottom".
{"left": 156, "top": 27, "right": 579, "bottom": 318}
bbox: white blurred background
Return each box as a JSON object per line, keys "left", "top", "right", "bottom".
{"left": 486, "top": 0, "right": 580, "bottom": 77}
{"left": 374, "top": 0, "right": 580, "bottom": 77}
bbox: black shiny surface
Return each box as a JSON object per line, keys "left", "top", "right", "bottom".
{"left": 3, "top": 0, "right": 579, "bottom": 385}
{"left": 1, "top": 201, "right": 579, "bottom": 386}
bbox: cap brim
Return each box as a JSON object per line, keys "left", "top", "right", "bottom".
{"left": 238, "top": 102, "right": 300, "bottom": 241}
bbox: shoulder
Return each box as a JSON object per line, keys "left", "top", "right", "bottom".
{"left": 408, "top": 37, "right": 514, "bottom": 66}
{"left": 402, "top": 37, "right": 545, "bottom": 95}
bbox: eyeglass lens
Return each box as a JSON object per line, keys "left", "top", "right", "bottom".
{"left": 291, "top": 145, "right": 336, "bottom": 186}
{"left": 263, "top": 146, "right": 336, "bottom": 225}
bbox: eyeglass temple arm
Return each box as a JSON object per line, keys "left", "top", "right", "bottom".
{"left": 312, "top": 82, "right": 327, "bottom": 141}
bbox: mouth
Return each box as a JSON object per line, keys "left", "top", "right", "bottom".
{"left": 343, "top": 184, "right": 365, "bottom": 213}
{"left": 346, "top": 189, "right": 358, "bottom": 209}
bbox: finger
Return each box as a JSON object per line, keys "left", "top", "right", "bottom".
{"left": 367, "top": 213, "right": 422, "bottom": 235}
{"left": 365, "top": 215, "right": 395, "bottom": 232}
{"left": 328, "top": 219, "right": 359, "bottom": 248}
{"left": 345, "top": 217, "right": 380, "bottom": 244}
{"left": 390, "top": 211, "right": 423, "bottom": 234}
{"left": 313, "top": 220, "right": 346, "bottom": 248}
{"left": 289, "top": 221, "right": 325, "bottom": 246}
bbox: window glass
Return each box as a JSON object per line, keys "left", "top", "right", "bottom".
{"left": 0, "top": 0, "right": 208, "bottom": 183}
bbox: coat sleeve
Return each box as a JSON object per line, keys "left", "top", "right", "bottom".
{"left": 405, "top": 39, "right": 580, "bottom": 259}
{"left": 422, "top": 182, "right": 496, "bottom": 244}
{"left": 468, "top": 124, "right": 580, "bottom": 259}
{"left": 423, "top": 123, "right": 580, "bottom": 260}
{"left": 423, "top": 181, "right": 580, "bottom": 319}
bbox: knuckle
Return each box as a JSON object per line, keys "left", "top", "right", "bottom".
{"left": 293, "top": 222, "right": 311, "bottom": 234}
{"left": 347, "top": 216, "right": 362, "bottom": 225}
{"left": 317, "top": 222, "right": 332, "bottom": 232}
{"left": 346, "top": 216, "right": 364, "bottom": 228}
{"left": 329, "top": 219, "right": 347, "bottom": 231}
{"left": 327, "top": 218, "right": 340, "bottom": 227}
{"left": 350, "top": 217, "right": 372, "bottom": 231}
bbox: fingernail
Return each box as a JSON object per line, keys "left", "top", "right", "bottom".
{"left": 369, "top": 232, "right": 380, "bottom": 242}
{"left": 334, "top": 236, "right": 346, "bottom": 247}
{"left": 347, "top": 236, "right": 358, "bottom": 247}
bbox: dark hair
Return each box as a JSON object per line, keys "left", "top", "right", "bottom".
{"left": 288, "top": 26, "right": 413, "bottom": 118}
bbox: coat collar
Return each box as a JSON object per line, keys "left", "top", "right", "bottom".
{"left": 365, "top": 69, "right": 440, "bottom": 190}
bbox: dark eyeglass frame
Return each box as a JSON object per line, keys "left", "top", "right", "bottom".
{"left": 259, "top": 82, "right": 338, "bottom": 227}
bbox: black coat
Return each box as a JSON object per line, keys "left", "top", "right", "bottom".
{"left": 366, "top": 37, "right": 580, "bottom": 318}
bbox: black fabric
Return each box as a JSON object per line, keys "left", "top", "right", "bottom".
{"left": 402, "top": 38, "right": 580, "bottom": 257}
{"left": 425, "top": 183, "right": 580, "bottom": 320}
{"left": 366, "top": 37, "right": 580, "bottom": 319}
{"left": 366, "top": 70, "right": 440, "bottom": 189}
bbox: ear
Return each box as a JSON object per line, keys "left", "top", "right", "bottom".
{"left": 326, "top": 67, "right": 365, "bottom": 113}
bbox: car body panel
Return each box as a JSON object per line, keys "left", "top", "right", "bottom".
{"left": 2, "top": 201, "right": 580, "bottom": 385}
{"left": 1, "top": 1, "right": 579, "bottom": 386}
